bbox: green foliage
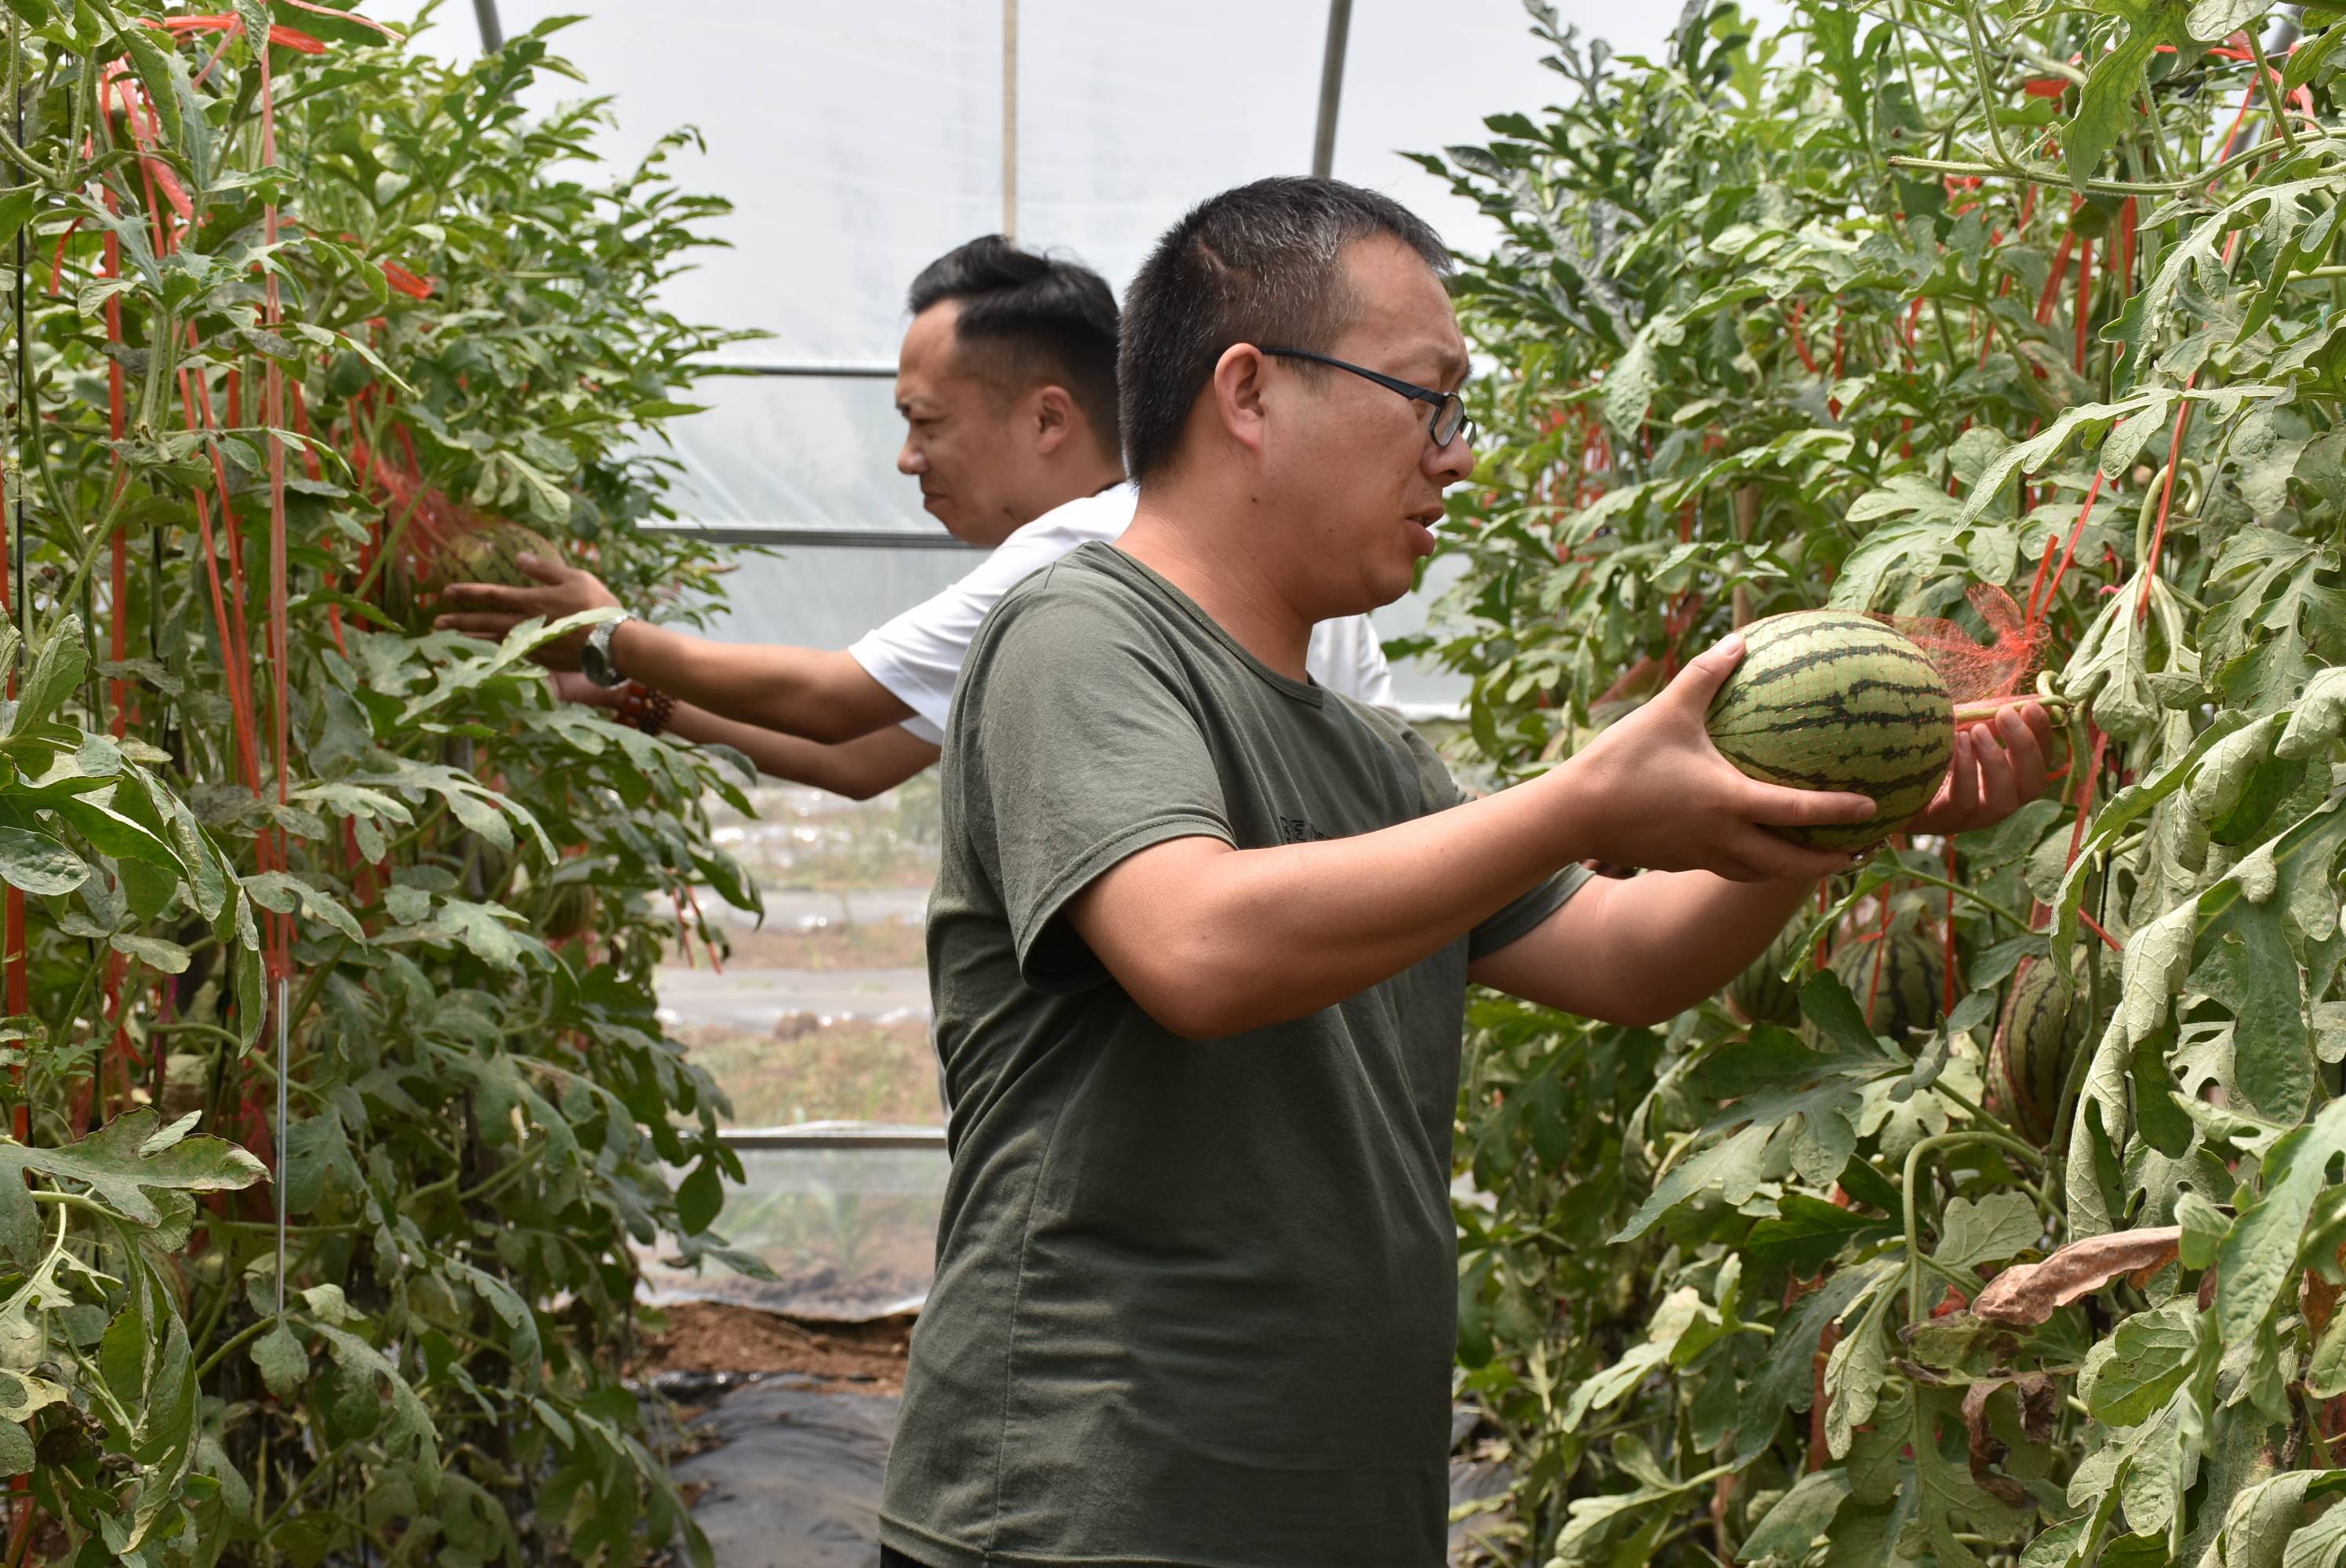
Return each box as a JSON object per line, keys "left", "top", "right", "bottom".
{"left": 1, "top": 3, "right": 762, "bottom": 1559}
{"left": 1431, "top": 2, "right": 2346, "bottom": 1562}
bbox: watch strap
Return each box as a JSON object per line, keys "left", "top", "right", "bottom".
{"left": 583, "top": 612, "right": 635, "bottom": 688}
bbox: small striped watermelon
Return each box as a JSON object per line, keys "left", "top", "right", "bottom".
{"left": 383, "top": 521, "right": 564, "bottom": 633}
{"left": 1828, "top": 923, "right": 1946, "bottom": 1039}
{"left": 1985, "top": 955, "right": 2086, "bottom": 1145}
{"left": 1706, "top": 611, "right": 1954, "bottom": 850}
{"left": 1725, "top": 921, "right": 1809, "bottom": 1027}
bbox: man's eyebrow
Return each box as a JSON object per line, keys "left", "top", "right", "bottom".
{"left": 1430, "top": 347, "right": 1470, "bottom": 387}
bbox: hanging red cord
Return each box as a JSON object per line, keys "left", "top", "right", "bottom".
{"left": 2034, "top": 230, "right": 2077, "bottom": 325}
{"left": 1787, "top": 297, "right": 1821, "bottom": 375}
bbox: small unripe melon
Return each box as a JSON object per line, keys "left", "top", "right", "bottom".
{"left": 1706, "top": 610, "right": 1954, "bottom": 850}
{"left": 382, "top": 521, "right": 563, "bottom": 633}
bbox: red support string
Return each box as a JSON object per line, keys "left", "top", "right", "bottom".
{"left": 2137, "top": 223, "right": 2250, "bottom": 621}
{"left": 1787, "top": 297, "right": 1821, "bottom": 376}
{"left": 2039, "top": 470, "right": 2104, "bottom": 625}
{"left": 2034, "top": 230, "right": 2077, "bottom": 325}
{"left": 2075, "top": 908, "right": 2126, "bottom": 955}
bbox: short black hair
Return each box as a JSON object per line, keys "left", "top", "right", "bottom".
{"left": 906, "top": 236, "right": 1121, "bottom": 458}
{"left": 1117, "top": 176, "right": 1449, "bottom": 485}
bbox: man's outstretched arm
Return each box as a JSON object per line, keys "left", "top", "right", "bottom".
{"left": 1470, "top": 702, "right": 2056, "bottom": 1025}
{"left": 438, "top": 556, "right": 913, "bottom": 743}
{"left": 551, "top": 675, "right": 938, "bottom": 800}
{"left": 1066, "top": 637, "right": 1876, "bottom": 1040}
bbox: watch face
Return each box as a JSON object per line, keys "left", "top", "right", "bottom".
{"left": 582, "top": 625, "right": 619, "bottom": 686}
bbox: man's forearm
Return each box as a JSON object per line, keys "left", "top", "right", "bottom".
{"left": 1575, "top": 872, "right": 1810, "bottom": 1023}
{"left": 609, "top": 621, "right": 912, "bottom": 743}
{"left": 657, "top": 701, "right": 939, "bottom": 800}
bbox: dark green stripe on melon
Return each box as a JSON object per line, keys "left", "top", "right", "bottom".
{"left": 1706, "top": 610, "right": 1954, "bottom": 850}
{"left": 1726, "top": 921, "right": 1809, "bottom": 1027}
{"left": 1828, "top": 924, "right": 1945, "bottom": 1040}
{"left": 1986, "top": 955, "right": 2085, "bottom": 1145}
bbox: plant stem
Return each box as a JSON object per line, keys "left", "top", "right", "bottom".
{"left": 193, "top": 1312, "right": 280, "bottom": 1384}
{"left": 1894, "top": 866, "right": 2029, "bottom": 932}
{"left": 2246, "top": 28, "right": 2302, "bottom": 156}
{"left": 1961, "top": 6, "right": 2017, "bottom": 171}
{"left": 1902, "top": 1129, "right": 2045, "bottom": 1324}
{"left": 1887, "top": 138, "right": 2289, "bottom": 194}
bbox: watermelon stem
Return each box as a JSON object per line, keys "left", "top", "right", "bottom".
{"left": 1954, "top": 694, "right": 2068, "bottom": 724}
{"left": 1901, "top": 1131, "right": 2048, "bottom": 1326}
{"left": 1891, "top": 866, "right": 2028, "bottom": 932}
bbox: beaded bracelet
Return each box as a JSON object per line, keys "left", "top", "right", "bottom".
{"left": 616, "top": 681, "right": 676, "bottom": 737}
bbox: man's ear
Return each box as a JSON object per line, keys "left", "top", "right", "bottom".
{"left": 1031, "top": 383, "right": 1079, "bottom": 457}
{"left": 1210, "top": 343, "right": 1270, "bottom": 456}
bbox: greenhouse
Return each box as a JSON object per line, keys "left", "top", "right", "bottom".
{"left": 4, "top": 0, "right": 2346, "bottom": 1563}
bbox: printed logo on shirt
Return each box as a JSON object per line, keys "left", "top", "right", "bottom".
{"left": 1278, "top": 815, "right": 1331, "bottom": 845}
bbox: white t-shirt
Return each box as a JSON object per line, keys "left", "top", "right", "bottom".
{"left": 848, "top": 486, "right": 1398, "bottom": 743}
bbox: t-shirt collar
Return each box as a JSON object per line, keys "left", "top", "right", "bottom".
{"left": 1086, "top": 543, "right": 1324, "bottom": 708}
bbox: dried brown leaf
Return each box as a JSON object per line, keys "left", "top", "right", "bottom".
{"left": 1962, "top": 1377, "right": 2045, "bottom": 1510}
{"left": 1972, "top": 1226, "right": 2184, "bottom": 1326}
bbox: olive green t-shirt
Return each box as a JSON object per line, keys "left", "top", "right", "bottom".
{"left": 879, "top": 543, "right": 1585, "bottom": 1568}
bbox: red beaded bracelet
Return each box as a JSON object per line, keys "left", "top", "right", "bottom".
{"left": 616, "top": 681, "right": 675, "bottom": 736}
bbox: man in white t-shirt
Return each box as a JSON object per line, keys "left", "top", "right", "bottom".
{"left": 438, "top": 237, "right": 1395, "bottom": 798}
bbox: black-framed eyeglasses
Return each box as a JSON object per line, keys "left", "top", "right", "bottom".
{"left": 1260, "top": 347, "right": 1475, "bottom": 451}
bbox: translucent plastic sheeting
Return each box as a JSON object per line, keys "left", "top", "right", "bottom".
{"left": 691, "top": 546, "right": 1470, "bottom": 715}
{"left": 659, "top": 373, "right": 926, "bottom": 537}
{"left": 637, "top": 1142, "right": 952, "bottom": 1320}
{"left": 385, "top": 2, "right": 1760, "bottom": 702}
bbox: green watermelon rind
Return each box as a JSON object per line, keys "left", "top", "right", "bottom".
{"left": 1828, "top": 924, "right": 1946, "bottom": 1040}
{"left": 1725, "top": 921, "right": 1809, "bottom": 1027}
{"left": 1987, "top": 954, "right": 2083, "bottom": 1145}
{"left": 1706, "top": 610, "right": 1955, "bottom": 851}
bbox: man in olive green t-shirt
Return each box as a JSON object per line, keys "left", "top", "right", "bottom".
{"left": 878, "top": 178, "right": 2056, "bottom": 1568}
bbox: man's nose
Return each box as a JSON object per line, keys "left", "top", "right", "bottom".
{"left": 1425, "top": 429, "right": 1474, "bottom": 487}
{"left": 897, "top": 438, "right": 924, "bottom": 477}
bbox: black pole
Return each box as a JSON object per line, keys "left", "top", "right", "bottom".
{"left": 1310, "top": 0, "right": 1353, "bottom": 180}
{"left": 472, "top": 0, "right": 505, "bottom": 53}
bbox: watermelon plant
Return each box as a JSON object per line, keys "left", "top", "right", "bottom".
{"left": 1, "top": 3, "right": 764, "bottom": 1560}
{"left": 1424, "top": 3, "right": 2346, "bottom": 1563}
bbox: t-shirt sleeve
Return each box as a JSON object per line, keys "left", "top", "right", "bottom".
{"left": 957, "top": 589, "right": 1233, "bottom": 993}
{"left": 847, "top": 579, "right": 979, "bottom": 742}
{"left": 1387, "top": 721, "right": 1589, "bottom": 960}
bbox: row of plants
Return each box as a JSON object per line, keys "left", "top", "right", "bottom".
{"left": 2, "top": 2, "right": 764, "bottom": 1561}
{"left": 1422, "top": 2, "right": 2346, "bottom": 1564}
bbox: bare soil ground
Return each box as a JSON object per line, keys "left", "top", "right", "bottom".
{"left": 636, "top": 1300, "right": 913, "bottom": 1394}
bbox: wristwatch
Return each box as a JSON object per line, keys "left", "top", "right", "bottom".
{"left": 580, "top": 612, "right": 637, "bottom": 688}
